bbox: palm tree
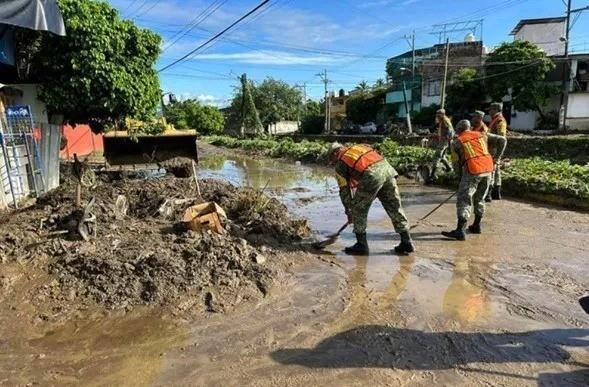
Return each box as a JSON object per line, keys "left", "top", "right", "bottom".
{"left": 355, "top": 80, "right": 369, "bottom": 92}
{"left": 374, "top": 78, "right": 386, "bottom": 88}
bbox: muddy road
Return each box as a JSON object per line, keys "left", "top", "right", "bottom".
{"left": 1, "top": 144, "right": 588, "bottom": 386}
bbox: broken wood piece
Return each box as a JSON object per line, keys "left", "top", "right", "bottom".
{"left": 182, "top": 202, "right": 226, "bottom": 234}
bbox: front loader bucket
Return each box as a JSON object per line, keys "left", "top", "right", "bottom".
{"left": 103, "top": 131, "right": 198, "bottom": 166}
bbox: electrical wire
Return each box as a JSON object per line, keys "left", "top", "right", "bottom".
{"left": 133, "top": 0, "right": 161, "bottom": 19}
{"left": 162, "top": 0, "right": 230, "bottom": 53}
{"left": 158, "top": 0, "right": 272, "bottom": 73}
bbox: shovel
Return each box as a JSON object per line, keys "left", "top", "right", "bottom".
{"left": 580, "top": 296, "right": 589, "bottom": 314}
{"left": 313, "top": 222, "right": 349, "bottom": 250}
{"left": 410, "top": 191, "right": 457, "bottom": 230}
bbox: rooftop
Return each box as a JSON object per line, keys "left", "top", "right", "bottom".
{"left": 510, "top": 17, "right": 566, "bottom": 35}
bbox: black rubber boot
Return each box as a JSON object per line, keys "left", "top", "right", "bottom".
{"left": 485, "top": 190, "right": 493, "bottom": 203}
{"left": 468, "top": 214, "right": 482, "bottom": 234}
{"left": 492, "top": 185, "right": 502, "bottom": 200}
{"left": 394, "top": 231, "right": 415, "bottom": 254}
{"left": 345, "top": 233, "right": 369, "bottom": 255}
{"left": 442, "top": 218, "right": 467, "bottom": 241}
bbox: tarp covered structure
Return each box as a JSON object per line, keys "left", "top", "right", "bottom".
{"left": 0, "top": 0, "right": 65, "bottom": 36}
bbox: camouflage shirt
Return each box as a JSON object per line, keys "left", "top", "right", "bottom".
{"left": 335, "top": 158, "right": 397, "bottom": 213}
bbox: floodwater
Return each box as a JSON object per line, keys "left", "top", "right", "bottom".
{"left": 1, "top": 145, "right": 588, "bottom": 386}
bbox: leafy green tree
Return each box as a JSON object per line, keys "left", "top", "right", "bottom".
{"left": 303, "top": 99, "right": 322, "bottom": 117}
{"left": 165, "top": 100, "right": 224, "bottom": 134}
{"left": 228, "top": 77, "right": 301, "bottom": 132}
{"left": 486, "top": 40, "right": 556, "bottom": 120}
{"left": 26, "top": 0, "right": 161, "bottom": 129}
{"left": 446, "top": 68, "right": 487, "bottom": 118}
{"left": 346, "top": 89, "right": 387, "bottom": 124}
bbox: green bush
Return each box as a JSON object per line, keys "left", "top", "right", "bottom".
{"left": 203, "top": 135, "right": 589, "bottom": 206}
{"left": 300, "top": 115, "right": 324, "bottom": 134}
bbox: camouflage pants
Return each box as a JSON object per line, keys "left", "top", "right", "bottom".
{"left": 456, "top": 172, "right": 491, "bottom": 220}
{"left": 431, "top": 142, "right": 453, "bottom": 175}
{"left": 351, "top": 162, "right": 409, "bottom": 234}
{"left": 490, "top": 165, "right": 502, "bottom": 187}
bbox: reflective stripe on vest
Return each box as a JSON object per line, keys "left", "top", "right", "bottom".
{"left": 338, "top": 144, "right": 384, "bottom": 175}
{"left": 457, "top": 131, "right": 494, "bottom": 175}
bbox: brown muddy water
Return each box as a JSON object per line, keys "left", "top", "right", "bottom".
{"left": 1, "top": 145, "right": 588, "bottom": 386}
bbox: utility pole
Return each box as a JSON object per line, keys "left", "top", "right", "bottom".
{"left": 403, "top": 30, "right": 417, "bottom": 113}
{"left": 240, "top": 74, "right": 247, "bottom": 137}
{"left": 560, "top": 0, "right": 572, "bottom": 131}
{"left": 316, "top": 69, "right": 330, "bottom": 133}
{"left": 294, "top": 83, "right": 307, "bottom": 131}
{"left": 440, "top": 38, "right": 450, "bottom": 110}
{"left": 402, "top": 81, "right": 413, "bottom": 134}
{"left": 561, "top": 4, "right": 589, "bottom": 130}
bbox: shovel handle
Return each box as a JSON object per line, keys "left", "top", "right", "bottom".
{"left": 335, "top": 222, "right": 349, "bottom": 236}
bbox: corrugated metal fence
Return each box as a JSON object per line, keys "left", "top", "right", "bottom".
{"left": 0, "top": 123, "right": 61, "bottom": 210}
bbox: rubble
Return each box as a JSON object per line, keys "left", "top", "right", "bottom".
{"left": 0, "top": 171, "right": 311, "bottom": 315}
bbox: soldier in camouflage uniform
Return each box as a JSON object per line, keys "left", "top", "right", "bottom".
{"left": 330, "top": 143, "right": 415, "bottom": 255}
{"left": 442, "top": 119, "right": 507, "bottom": 241}
{"left": 486, "top": 102, "right": 508, "bottom": 201}
{"left": 428, "top": 109, "right": 455, "bottom": 183}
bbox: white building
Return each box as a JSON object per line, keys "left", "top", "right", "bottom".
{"left": 510, "top": 17, "right": 566, "bottom": 56}
{"left": 508, "top": 17, "right": 589, "bottom": 131}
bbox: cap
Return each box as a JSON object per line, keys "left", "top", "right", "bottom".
{"left": 471, "top": 110, "right": 485, "bottom": 117}
{"left": 329, "top": 142, "right": 344, "bottom": 156}
{"left": 436, "top": 109, "right": 446, "bottom": 115}
{"left": 456, "top": 119, "right": 471, "bottom": 133}
{"left": 489, "top": 102, "right": 503, "bottom": 111}
{"left": 330, "top": 142, "right": 344, "bottom": 151}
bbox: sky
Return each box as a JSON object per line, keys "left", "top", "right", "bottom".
{"left": 107, "top": 0, "right": 589, "bottom": 106}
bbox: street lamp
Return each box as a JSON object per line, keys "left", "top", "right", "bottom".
{"left": 399, "top": 67, "right": 413, "bottom": 134}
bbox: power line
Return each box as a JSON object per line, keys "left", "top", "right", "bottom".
{"left": 158, "top": 0, "right": 272, "bottom": 73}
{"left": 122, "top": 0, "right": 139, "bottom": 14}
{"left": 162, "top": 0, "right": 230, "bottom": 53}
{"left": 133, "top": 0, "right": 161, "bottom": 19}
{"left": 127, "top": 0, "right": 151, "bottom": 18}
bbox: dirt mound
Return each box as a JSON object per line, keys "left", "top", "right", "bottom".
{"left": 0, "top": 174, "right": 311, "bottom": 315}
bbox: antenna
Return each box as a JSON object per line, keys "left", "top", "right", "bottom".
{"left": 430, "top": 20, "right": 484, "bottom": 43}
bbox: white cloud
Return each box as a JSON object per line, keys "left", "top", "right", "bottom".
{"left": 358, "top": 0, "right": 395, "bottom": 8}
{"left": 358, "top": 0, "right": 419, "bottom": 8}
{"left": 176, "top": 92, "right": 230, "bottom": 108}
{"left": 191, "top": 50, "right": 350, "bottom": 66}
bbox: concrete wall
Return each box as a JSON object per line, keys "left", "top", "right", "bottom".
{"left": 510, "top": 110, "right": 538, "bottom": 130}
{"left": 269, "top": 121, "right": 299, "bottom": 135}
{"left": 10, "top": 84, "right": 49, "bottom": 124}
{"left": 568, "top": 93, "right": 589, "bottom": 119}
{"left": 514, "top": 22, "right": 565, "bottom": 56}
{"left": 567, "top": 93, "right": 589, "bottom": 130}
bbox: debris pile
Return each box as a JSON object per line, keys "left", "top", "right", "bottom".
{"left": 0, "top": 172, "right": 311, "bottom": 314}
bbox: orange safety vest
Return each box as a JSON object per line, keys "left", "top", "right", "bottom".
{"left": 457, "top": 131, "right": 494, "bottom": 175}
{"left": 338, "top": 144, "right": 383, "bottom": 176}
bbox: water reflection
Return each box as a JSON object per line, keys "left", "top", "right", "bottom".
{"left": 198, "top": 153, "right": 332, "bottom": 190}
{"left": 442, "top": 258, "right": 490, "bottom": 325}
{"left": 380, "top": 256, "right": 416, "bottom": 308}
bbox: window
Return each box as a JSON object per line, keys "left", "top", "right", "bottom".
{"left": 427, "top": 80, "right": 441, "bottom": 96}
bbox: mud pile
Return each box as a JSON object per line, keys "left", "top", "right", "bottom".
{"left": 0, "top": 172, "right": 311, "bottom": 314}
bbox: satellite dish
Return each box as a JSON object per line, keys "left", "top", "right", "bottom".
{"left": 465, "top": 33, "right": 475, "bottom": 42}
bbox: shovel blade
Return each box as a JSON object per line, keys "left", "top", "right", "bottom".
{"left": 312, "top": 235, "right": 339, "bottom": 250}
{"left": 580, "top": 296, "right": 589, "bottom": 314}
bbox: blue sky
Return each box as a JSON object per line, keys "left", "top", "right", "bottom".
{"left": 107, "top": 0, "right": 589, "bottom": 106}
